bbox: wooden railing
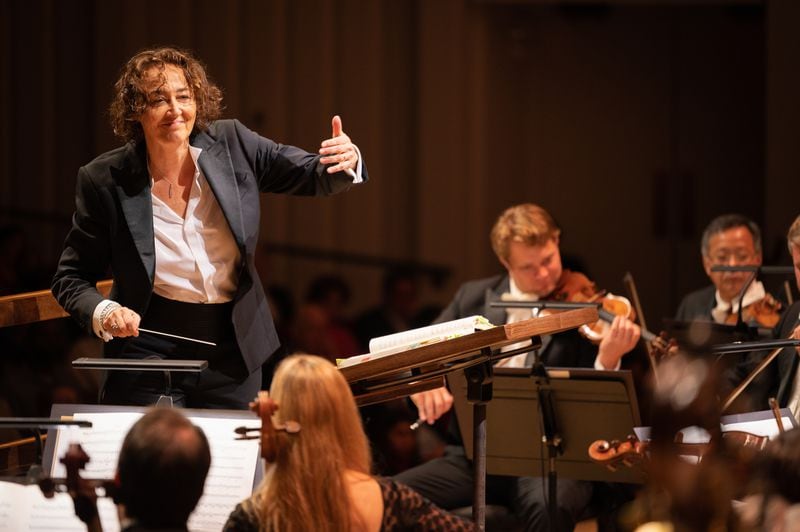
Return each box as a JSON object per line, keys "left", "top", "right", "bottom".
{"left": 0, "top": 280, "right": 112, "bottom": 328}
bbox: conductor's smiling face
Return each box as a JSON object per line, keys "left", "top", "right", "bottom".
{"left": 138, "top": 64, "right": 197, "bottom": 147}
{"left": 502, "top": 239, "right": 563, "bottom": 297}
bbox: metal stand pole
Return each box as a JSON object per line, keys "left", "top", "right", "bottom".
{"left": 465, "top": 352, "right": 493, "bottom": 531}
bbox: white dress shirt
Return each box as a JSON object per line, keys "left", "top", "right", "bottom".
{"left": 711, "top": 280, "right": 769, "bottom": 324}
{"left": 150, "top": 146, "right": 240, "bottom": 303}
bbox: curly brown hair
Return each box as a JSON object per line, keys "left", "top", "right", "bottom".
{"left": 109, "top": 47, "right": 223, "bottom": 144}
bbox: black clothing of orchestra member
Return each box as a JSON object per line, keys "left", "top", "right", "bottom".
{"left": 52, "top": 118, "right": 365, "bottom": 408}
{"left": 727, "top": 301, "right": 800, "bottom": 412}
{"left": 675, "top": 285, "right": 718, "bottom": 323}
{"left": 396, "top": 274, "right": 607, "bottom": 532}
{"left": 224, "top": 476, "right": 477, "bottom": 532}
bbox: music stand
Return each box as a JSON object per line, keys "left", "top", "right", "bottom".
{"left": 340, "top": 307, "right": 598, "bottom": 529}
{"left": 72, "top": 357, "right": 208, "bottom": 407}
{"left": 449, "top": 367, "right": 643, "bottom": 484}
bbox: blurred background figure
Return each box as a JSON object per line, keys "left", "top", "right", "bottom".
{"left": 291, "top": 275, "right": 360, "bottom": 362}
{"left": 739, "top": 428, "right": 800, "bottom": 531}
{"left": 355, "top": 266, "right": 422, "bottom": 352}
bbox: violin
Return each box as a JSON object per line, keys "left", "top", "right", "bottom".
{"left": 235, "top": 391, "right": 301, "bottom": 462}
{"left": 549, "top": 270, "right": 675, "bottom": 359}
{"left": 550, "top": 270, "right": 636, "bottom": 343}
{"left": 723, "top": 292, "right": 783, "bottom": 329}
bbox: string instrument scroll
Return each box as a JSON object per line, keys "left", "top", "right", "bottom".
{"left": 235, "top": 391, "right": 301, "bottom": 462}
{"left": 589, "top": 431, "right": 770, "bottom": 471}
{"left": 38, "top": 442, "right": 115, "bottom": 532}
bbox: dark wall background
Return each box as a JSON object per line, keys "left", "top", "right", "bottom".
{"left": 1, "top": 0, "right": 799, "bottom": 329}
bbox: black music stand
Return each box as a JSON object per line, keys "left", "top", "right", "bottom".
{"left": 450, "top": 367, "right": 642, "bottom": 482}
{"left": 72, "top": 357, "right": 208, "bottom": 407}
{"left": 449, "top": 367, "right": 643, "bottom": 531}
{"left": 340, "top": 308, "right": 598, "bottom": 530}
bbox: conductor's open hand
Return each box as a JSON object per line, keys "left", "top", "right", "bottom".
{"left": 410, "top": 387, "right": 454, "bottom": 425}
{"left": 319, "top": 115, "right": 358, "bottom": 174}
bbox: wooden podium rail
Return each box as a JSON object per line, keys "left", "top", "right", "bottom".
{"left": 0, "top": 280, "right": 112, "bottom": 328}
{"left": 0, "top": 281, "right": 112, "bottom": 476}
{"left": 341, "top": 307, "right": 599, "bottom": 406}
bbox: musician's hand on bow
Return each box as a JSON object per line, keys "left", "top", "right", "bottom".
{"left": 410, "top": 387, "right": 454, "bottom": 425}
{"left": 103, "top": 306, "right": 141, "bottom": 338}
{"left": 319, "top": 115, "right": 358, "bottom": 174}
{"left": 597, "top": 315, "right": 641, "bottom": 369}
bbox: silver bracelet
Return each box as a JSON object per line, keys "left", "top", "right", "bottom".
{"left": 99, "top": 301, "right": 121, "bottom": 329}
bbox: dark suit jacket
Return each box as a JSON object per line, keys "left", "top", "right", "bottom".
{"left": 52, "top": 119, "right": 366, "bottom": 373}
{"left": 675, "top": 285, "right": 717, "bottom": 322}
{"left": 728, "top": 301, "right": 800, "bottom": 410}
{"left": 436, "top": 274, "right": 599, "bottom": 369}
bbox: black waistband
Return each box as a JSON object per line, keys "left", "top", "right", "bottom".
{"left": 141, "top": 293, "right": 235, "bottom": 343}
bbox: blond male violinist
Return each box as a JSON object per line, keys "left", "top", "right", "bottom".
{"left": 394, "top": 203, "right": 643, "bottom": 532}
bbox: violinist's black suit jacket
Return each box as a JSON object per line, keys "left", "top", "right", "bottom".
{"left": 675, "top": 285, "right": 717, "bottom": 322}
{"left": 728, "top": 301, "right": 800, "bottom": 411}
{"left": 52, "top": 119, "right": 366, "bottom": 374}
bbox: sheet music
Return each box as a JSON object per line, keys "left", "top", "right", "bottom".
{"left": 51, "top": 412, "right": 143, "bottom": 478}
{"left": 634, "top": 409, "right": 793, "bottom": 443}
{"left": 339, "top": 315, "right": 495, "bottom": 369}
{"left": 0, "top": 480, "right": 119, "bottom": 532}
{"left": 49, "top": 410, "right": 260, "bottom": 532}
{"left": 187, "top": 416, "right": 260, "bottom": 531}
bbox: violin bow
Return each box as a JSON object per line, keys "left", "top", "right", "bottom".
{"left": 623, "top": 271, "right": 660, "bottom": 385}
{"left": 722, "top": 345, "right": 785, "bottom": 413}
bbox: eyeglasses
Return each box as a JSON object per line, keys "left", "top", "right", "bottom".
{"left": 708, "top": 252, "right": 757, "bottom": 265}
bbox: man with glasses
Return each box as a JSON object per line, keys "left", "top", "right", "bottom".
{"left": 676, "top": 214, "right": 782, "bottom": 328}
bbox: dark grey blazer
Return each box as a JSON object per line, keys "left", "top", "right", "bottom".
{"left": 52, "top": 119, "right": 366, "bottom": 373}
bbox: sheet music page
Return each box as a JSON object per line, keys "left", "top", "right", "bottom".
{"left": 338, "top": 315, "right": 495, "bottom": 369}
{"left": 368, "top": 315, "right": 494, "bottom": 352}
{"left": 634, "top": 409, "right": 793, "bottom": 444}
{"left": 49, "top": 411, "right": 260, "bottom": 532}
{"left": 722, "top": 416, "right": 792, "bottom": 439}
{"left": 51, "top": 412, "right": 143, "bottom": 478}
{"left": 0, "top": 480, "right": 119, "bottom": 532}
{"left": 186, "top": 415, "right": 260, "bottom": 531}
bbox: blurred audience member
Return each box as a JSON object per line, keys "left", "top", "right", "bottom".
{"left": 291, "top": 275, "right": 359, "bottom": 361}
{"left": 355, "top": 267, "right": 421, "bottom": 351}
